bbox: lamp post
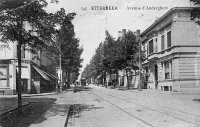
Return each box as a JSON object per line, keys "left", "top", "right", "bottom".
{"left": 55, "top": 27, "right": 62, "bottom": 92}
{"left": 59, "top": 46, "right": 62, "bottom": 92}
{"left": 138, "top": 37, "right": 142, "bottom": 91}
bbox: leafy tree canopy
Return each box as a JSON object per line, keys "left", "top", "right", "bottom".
{"left": 190, "top": 0, "right": 200, "bottom": 25}
{"left": 81, "top": 29, "right": 143, "bottom": 80}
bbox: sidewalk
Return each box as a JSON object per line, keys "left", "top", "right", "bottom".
{"left": 93, "top": 83, "right": 200, "bottom": 95}
{"left": 0, "top": 92, "right": 55, "bottom": 98}
{"left": 28, "top": 99, "right": 70, "bottom": 127}
{"left": 0, "top": 91, "right": 72, "bottom": 127}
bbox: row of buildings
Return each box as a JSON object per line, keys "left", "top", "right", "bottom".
{"left": 95, "top": 7, "right": 200, "bottom": 93}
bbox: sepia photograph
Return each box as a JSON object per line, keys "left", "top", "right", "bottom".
{"left": 0, "top": 0, "right": 200, "bottom": 126}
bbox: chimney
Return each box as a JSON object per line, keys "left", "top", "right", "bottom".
{"left": 136, "top": 29, "right": 140, "bottom": 36}
{"left": 118, "top": 31, "right": 122, "bottom": 38}
{"left": 122, "top": 29, "right": 126, "bottom": 36}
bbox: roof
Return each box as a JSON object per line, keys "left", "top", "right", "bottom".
{"left": 140, "top": 7, "right": 197, "bottom": 37}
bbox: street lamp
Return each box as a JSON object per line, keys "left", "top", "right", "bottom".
{"left": 54, "top": 27, "right": 62, "bottom": 93}
{"left": 59, "top": 41, "right": 62, "bottom": 92}
{"left": 137, "top": 36, "right": 142, "bottom": 91}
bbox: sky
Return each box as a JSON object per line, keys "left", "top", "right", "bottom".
{"left": 45, "top": 0, "right": 193, "bottom": 76}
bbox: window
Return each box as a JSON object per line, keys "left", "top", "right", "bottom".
{"left": 161, "top": 35, "right": 165, "bottom": 51}
{"left": 148, "top": 39, "right": 154, "bottom": 54}
{"left": 155, "top": 38, "right": 158, "bottom": 53}
{"left": 142, "top": 44, "right": 146, "bottom": 57}
{"left": 0, "top": 66, "right": 8, "bottom": 87}
{"left": 142, "top": 45, "right": 145, "bottom": 52}
{"left": 164, "top": 60, "right": 172, "bottom": 79}
{"left": 167, "top": 31, "right": 171, "bottom": 48}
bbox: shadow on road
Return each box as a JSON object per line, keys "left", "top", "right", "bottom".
{"left": 66, "top": 104, "right": 103, "bottom": 126}
{"left": 73, "top": 86, "right": 93, "bottom": 93}
{"left": 0, "top": 97, "right": 58, "bottom": 127}
{"left": 117, "top": 87, "right": 139, "bottom": 91}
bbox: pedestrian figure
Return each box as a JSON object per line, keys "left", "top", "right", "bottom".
{"left": 73, "top": 82, "right": 77, "bottom": 93}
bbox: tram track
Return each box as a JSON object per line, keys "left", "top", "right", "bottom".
{"left": 89, "top": 90, "right": 154, "bottom": 127}
{"left": 122, "top": 90, "right": 200, "bottom": 117}
{"left": 91, "top": 88, "right": 200, "bottom": 127}
{"left": 106, "top": 89, "right": 200, "bottom": 118}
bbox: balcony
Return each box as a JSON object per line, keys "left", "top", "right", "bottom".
{"left": 147, "top": 52, "right": 158, "bottom": 62}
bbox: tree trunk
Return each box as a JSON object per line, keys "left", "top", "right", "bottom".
{"left": 66, "top": 69, "right": 71, "bottom": 89}
{"left": 103, "top": 71, "right": 106, "bottom": 87}
{"left": 126, "top": 70, "right": 129, "bottom": 89}
{"left": 63, "top": 71, "right": 67, "bottom": 90}
{"left": 17, "top": 44, "right": 22, "bottom": 108}
{"left": 116, "top": 70, "right": 118, "bottom": 88}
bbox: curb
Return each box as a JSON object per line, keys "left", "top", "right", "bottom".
{"left": 63, "top": 105, "right": 72, "bottom": 127}
{"left": 22, "top": 93, "right": 54, "bottom": 97}
{"left": 0, "top": 93, "right": 55, "bottom": 98}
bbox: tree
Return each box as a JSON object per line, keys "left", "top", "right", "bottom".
{"left": 102, "top": 30, "right": 116, "bottom": 73}
{"left": 82, "top": 29, "right": 144, "bottom": 88}
{"left": 0, "top": 0, "right": 58, "bottom": 108}
{"left": 190, "top": 0, "right": 200, "bottom": 25}
{"left": 82, "top": 30, "right": 118, "bottom": 86}
{"left": 51, "top": 10, "right": 83, "bottom": 89}
{"left": 114, "top": 30, "right": 139, "bottom": 89}
{"left": 91, "top": 42, "right": 104, "bottom": 83}
{"left": 81, "top": 29, "right": 143, "bottom": 89}
{"left": 81, "top": 64, "right": 91, "bottom": 80}
{"left": 46, "top": 9, "right": 82, "bottom": 89}
{"left": 63, "top": 37, "right": 83, "bottom": 89}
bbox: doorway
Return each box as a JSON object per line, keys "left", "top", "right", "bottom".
{"left": 21, "top": 79, "right": 28, "bottom": 93}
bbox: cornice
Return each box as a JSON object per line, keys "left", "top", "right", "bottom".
{"left": 140, "top": 7, "right": 198, "bottom": 37}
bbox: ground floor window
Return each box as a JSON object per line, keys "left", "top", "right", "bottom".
{"left": 0, "top": 65, "right": 9, "bottom": 87}
{"left": 161, "top": 86, "right": 172, "bottom": 91}
{"left": 162, "top": 60, "right": 172, "bottom": 79}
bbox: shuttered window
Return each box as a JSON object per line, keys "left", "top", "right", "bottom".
{"left": 161, "top": 35, "right": 165, "bottom": 51}
{"left": 148, "top": 39, "right": 154, "bottom": 54}
{"left": 164, "top": 60, "right": 172, "bottom": 79}
{"left": 167, "top": 31, "right": 171, "bottom": 48}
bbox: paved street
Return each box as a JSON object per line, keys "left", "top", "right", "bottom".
{"left": 66, "top": 85, "right": 200, "bottom": 127}
{"left": 1, "top": 85, "right": 200, "bottom": 127}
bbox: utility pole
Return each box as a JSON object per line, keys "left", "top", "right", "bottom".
{"left": 138, "top": 37, "right": 142, "bottom": 91}
{"left": 59, "top": 41, "right": 62, "bottom": 92}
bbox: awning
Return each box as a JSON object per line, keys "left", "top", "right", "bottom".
{"left": 33, "top": 66, "right": 51, "bottom": 81}
{"left": 17, "top": 67, "right": 30, "bottom": 79}
{"left": 45, "top": 71, "right": 58, "bottom": 80}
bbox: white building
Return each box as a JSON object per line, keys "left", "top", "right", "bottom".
{"left": 140, "top": 7, "right": 200, "bottom": 92}
{"left": 0, "top": 23, "right": 57, "bottom": 95}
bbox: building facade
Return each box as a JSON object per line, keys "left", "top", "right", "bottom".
{"left": 0, "top": 24, "right": 57, "bottom": 95}
{"left": 140, "top": 7, "right": 200, "bottom": 92}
